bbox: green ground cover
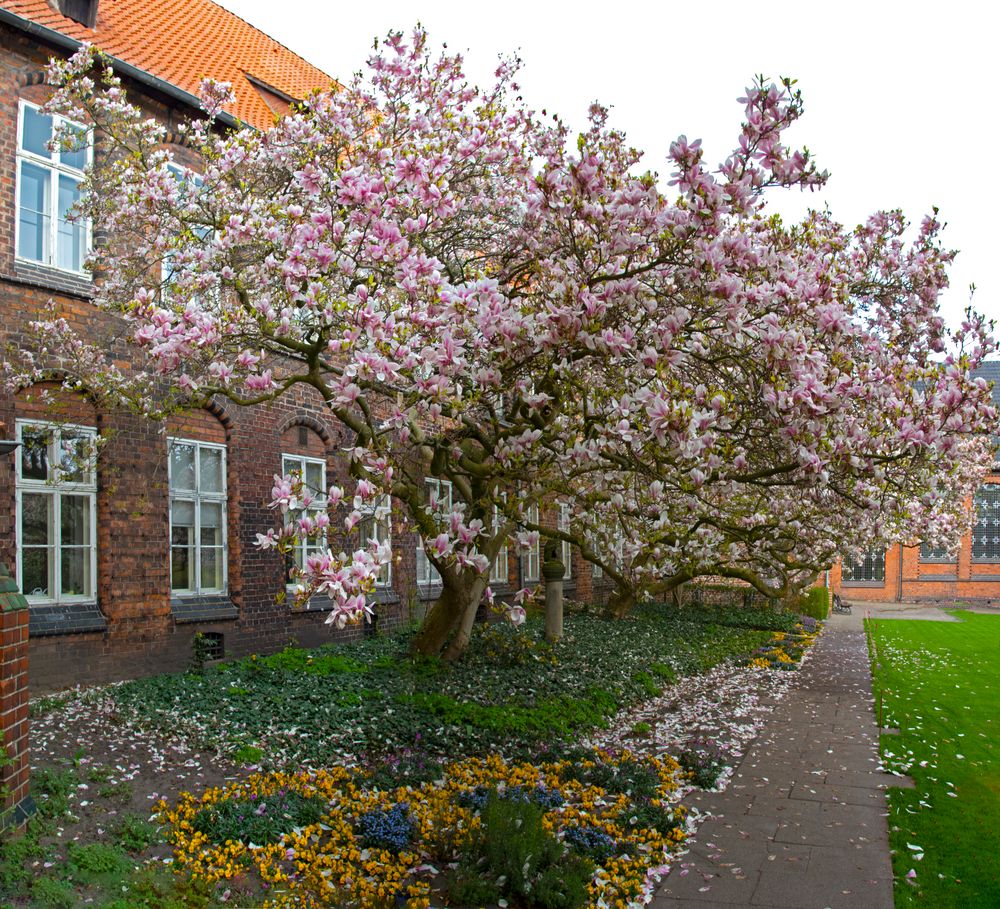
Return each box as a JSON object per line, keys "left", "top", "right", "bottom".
{"left": 108, "top": 613, "right": 774, "bottom": 765}
{"left": 867, "top": 611, "right": 1000, "bottom": 908}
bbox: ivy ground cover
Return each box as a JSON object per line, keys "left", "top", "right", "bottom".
{"left": 868, "top": 611, "right": 1000, "bottom": 908}
{"left": 78, "top": 614, "right": 779, "bottom": 765}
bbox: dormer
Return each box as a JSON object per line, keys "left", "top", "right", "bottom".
{"left": 56, "top": 0, "right": 98, "bottom": 27}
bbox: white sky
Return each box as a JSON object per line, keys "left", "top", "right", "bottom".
{"left": 217, "top": 0, "right": 997, "bottom": 334}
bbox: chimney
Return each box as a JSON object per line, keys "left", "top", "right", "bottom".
{"left": 56, "top": 0, "right": 98, "bottom": 27}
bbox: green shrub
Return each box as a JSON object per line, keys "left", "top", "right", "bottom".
{"left": 799, "top": 587, "right": 830, "bottom": 620}
{"left": 446, "top": 796, "right": 592, "bottom": 909}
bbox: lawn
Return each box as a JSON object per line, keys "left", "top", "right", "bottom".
{"left": 3, "top": 608, "right": 815, "bottom": 908}
{"left": 867, "top": 611, "right": 1000, "bottom": 908}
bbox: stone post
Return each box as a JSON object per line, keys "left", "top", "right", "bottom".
{"left": 542, "top": 540, "right": 565, "bottom": 643}
{"left": 0, "top": 563, "right": 32, "bottom": 830}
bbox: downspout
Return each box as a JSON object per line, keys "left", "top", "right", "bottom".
{"left": 896, "top": 544, "right": 903, "bottom": 602}
{"left": 0, "top": 8, "right": 241, "bottom": 129}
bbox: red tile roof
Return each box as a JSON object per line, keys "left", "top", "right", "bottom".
{"left": 1, "top": 0, "right": 334, "bottom": 128}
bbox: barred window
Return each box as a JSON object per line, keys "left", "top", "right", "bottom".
{"left": 842, "top": 549, "right": 885, "bottom": 583}
{"left": 919, "top": 541, "right": 953, "bottom": 562}
{"left": 972, "top": 484, "right": 1000, "bottom": 562}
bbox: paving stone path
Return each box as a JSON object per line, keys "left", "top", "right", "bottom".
{"left": 653, "top": 616, "right": 906, "bottom": 909}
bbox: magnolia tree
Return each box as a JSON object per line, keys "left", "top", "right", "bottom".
{"left": 10, "top": 31, "right": 996, "bottom": 656}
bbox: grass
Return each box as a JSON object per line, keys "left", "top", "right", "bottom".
{"left": 867, "top": 610, "right": 1000, "bottom": 908}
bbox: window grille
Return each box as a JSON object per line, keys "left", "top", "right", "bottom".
{"left": 972, "top": 484, "right": 1000, "bottom": 562}
{"left": 919, "top": 541, "right": 953, "bottom": 562}
{"left": 842, "top": 549, "right": 885, "bottom": 583}
{"left": 522, "top": 503, "right": 541, "bottom": 582}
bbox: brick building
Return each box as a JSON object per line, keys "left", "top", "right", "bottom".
{"left": 0, "top": 0, "right": 603, "bottom": 693}
{"left": 831, "top": 362, "right": 1000, "bottom": 605}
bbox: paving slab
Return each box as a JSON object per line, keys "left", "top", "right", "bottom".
{"left": 651, "top": 623, "right": 902, "bottom": 909}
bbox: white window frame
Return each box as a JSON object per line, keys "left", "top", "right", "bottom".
{"left": 168, "top": 438, "right": 228, "bottom": 596}
{"left": 360, "top": 494, "right": 392, "bottom": 587}
{"left": 416, "top": 478, "right": 452, "bottom": 587}
{"left": 15, "top": 99, "right": 92, "bottom": 275}
{"left": 523, "top": 503, "right": 541, "bottom": 583}
{"left": 489, "top": 503, "right": 509, "bottom": 586}
{"left": 281, "top": 453, "right": 328, "bottom": 586}
{"left": 559, "top": 503, "right": 572, "bottom": 580}
{"left": 15, "top": 420, "right": 98, "bottom": 605}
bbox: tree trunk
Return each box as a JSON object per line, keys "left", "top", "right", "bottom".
{"left": 442, "top": 573, "right": 490, "bottom": 662}
{"left": 409, "top": 582, "right": 467, "bottom": 657}
{"left": 605, "top": 586, "right": 635, "bottom": 619}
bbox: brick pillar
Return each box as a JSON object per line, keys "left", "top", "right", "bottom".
{"left": 0, "top": 562, "right": 32, "bottom": 830}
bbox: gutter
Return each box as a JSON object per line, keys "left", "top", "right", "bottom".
{"left": 0, "top": 7, "right": 241, "bottom": 129}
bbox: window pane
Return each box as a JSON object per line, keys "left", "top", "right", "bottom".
{"left": 171, "top": 545, "right": 191, "bottom": 591}
{"left": 200, "top": 548, "right": 223, "bottom": 590}
{"left": 20, "top": 427, "right": 51, "bottom": 481}
{"left": 305, "top": 462, "right": 324, "bottom": 494}
{"left": 21, "top": 106, "right": 52, "bottom": 158}
{"left": 57, "top": 174, "right": 85, "bottom": 272}
{"left": 21, "top": 493, "right": 52, "bottom": 544}
{"left": 171, "top": 500, "right": 195, "bottom": 536}
{"left": 58, "top": 430, "right": 94, "bottom": 483}
{"left": 200, "top": 502, "right": 223, "bottom": 546}
{"left": 22, "top": 547, "right": 51, "bottom": 598}
{"left": 18, "top": 162, "right": 50, "bottom": 262}
{"left": 199, "top": 447, "right": 224, "bottom": 494}
{"left": 61, "top": 546, "right": 91, "bottom": 597}
{"left": 170, "top": 443, "right": 196, "bottom": 491}
{"left": 61, "top": 495, "right": 91, "bottom": 546}
{"left": 59, "top": 123, "right": 88, "bottom": 170}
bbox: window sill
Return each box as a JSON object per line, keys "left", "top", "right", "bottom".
{"left": 171, "top": 595, "right": 238, "bottom": 624}
{"left": 841, "top": 580, "right": 886, "bottom": 588}
{"left": 29, "top": 602, "right": 107, "bottom": 637}
{"left": 12, "top": 259, "right": 94, "bottom": 298}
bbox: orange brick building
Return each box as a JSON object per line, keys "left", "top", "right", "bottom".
{"left": 831, "top": 361, "right": 1000, "bottom": 605}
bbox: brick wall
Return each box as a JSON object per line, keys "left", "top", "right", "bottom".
{"left": 0, "top": 564, "right": 30, "bottom": 830}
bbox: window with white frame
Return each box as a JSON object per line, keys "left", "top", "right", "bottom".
{"left": 522, "top": 503, "right": 541, "bottom": 582}
{"left": 16, "top": 421, "right": 97, "bottom": 604}
{"left": 416, "top": 478, "right": 452, "bottom": 586}
{"left": 169, "top": 439, "right": 227, "bottom": 595}
{"left": 360, "top": 494, "right": 392, "bottom": 587}
{"left": 281, "top": 454, "right": 327, "bottom": 583}
{"left": 559, "top": 503, "right": 572, "bottom": 580}
{"left": 16, "top": 101, "right": 91, "bottom": 273}
{"left": 489, "top": 504, "right": 509, "bottom": 585}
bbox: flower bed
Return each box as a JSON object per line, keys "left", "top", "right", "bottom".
{"left": 156, "top": 749, "right": 688, "bottom": 909}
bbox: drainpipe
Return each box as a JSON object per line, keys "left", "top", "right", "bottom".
{"left": 896, "top": 544, "right": 903, "bottom": 602}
